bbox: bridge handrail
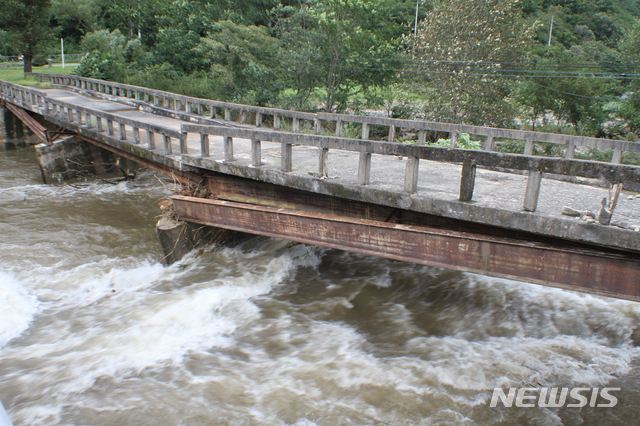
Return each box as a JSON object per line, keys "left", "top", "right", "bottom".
{"left": 28, "top": 73, "right": 318, "bottom": 121}
{"left": 181, "top": 123, "right": 640, "bottom": 181}
{"left": 3, "top": 77, "right": 639, "bottom": 210}
{"left": 43, "top": 96, "right": 182, "bottom": 139}
{"left": 27, "top": 73, "right": 640, "bottom": 162}
{"left": 0, "top": 80, "right": 49, "bottom": 109}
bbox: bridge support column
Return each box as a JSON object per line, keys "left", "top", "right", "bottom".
{"left": 156, "top": 214, "right": 249, "bottom": 265}
{"left": 2, "top": 105, "right": 25, "bottom": 146}
{"left": 34, "top": 136, "right": 139, "bottom": 184}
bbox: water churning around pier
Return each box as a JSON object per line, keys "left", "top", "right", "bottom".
{"left": 1, "top": 143, "right": 640, "bottom": 425}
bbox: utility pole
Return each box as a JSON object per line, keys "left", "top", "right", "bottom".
{"left": 548, "top": 16, "right": 554, "bottom": 46}
{"left": 414, "top": 0, "right": 420, "bottom": 34}
{"left": 61, "top": 38, "right": 65, "bottom": 69}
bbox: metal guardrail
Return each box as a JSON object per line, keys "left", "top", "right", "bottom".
{"left": 29, "top": 73, "right": 640, "bottom": 163}
{"left": 2, "top": 78, "right": 640, "bottom": 213}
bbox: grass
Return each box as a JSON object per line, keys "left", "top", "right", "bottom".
{"left": 0, "top": 65, "right": 77, "bottom": 87}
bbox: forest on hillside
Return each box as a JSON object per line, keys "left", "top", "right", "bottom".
{"left": 2, "top": 0, "right": 640, "bottom": 141}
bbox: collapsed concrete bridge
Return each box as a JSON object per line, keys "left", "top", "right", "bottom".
{"left": 1, "top": 74, "right": 639, "bottom": 301}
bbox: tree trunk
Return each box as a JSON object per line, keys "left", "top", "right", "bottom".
{"left": 23, "top": 53, "right": 33, "bottom": 74}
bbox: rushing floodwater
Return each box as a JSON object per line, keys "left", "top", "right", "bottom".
{"left": 1, "top": 119, "right": 640, "bottom": 425}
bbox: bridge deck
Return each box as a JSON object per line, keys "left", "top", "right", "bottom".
{"left": 35, "top": 87, "right": 639, "bottom": 251}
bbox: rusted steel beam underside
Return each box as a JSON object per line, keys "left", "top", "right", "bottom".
{"left": 171, "top": 195, "right": 640, "bottom": 302}
{"left": 3, "top": 101, "right": 48, "bottom": 144}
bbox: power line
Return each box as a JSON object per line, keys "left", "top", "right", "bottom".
{"left": 363, "top": 56, "right": 640, "bottom": 70}
{"left": 517, "top": 79, "right": 636, "bottom": 101}
{"left": 332, "top": 63, "right": 640, "bottom": 80}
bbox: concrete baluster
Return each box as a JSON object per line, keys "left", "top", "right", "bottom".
{"left": 361, "top": 122, "right": 370, "bottom": 140}
{"left": 251, "top": 139, "right": 261, "bottom": 167}
{"left": 565, "top": 141, "right": 575, "bottom": 159}
{"left": 524, "top": 137, "right": 534, "bottom": 156}
{"left": 523, "top": 170, "right": 543, "bottom": 212}
{"left": 119, "top": 123, "right": 127, "bottom": 140}
{"left": 200, "top": 134, "right": 210, "bottom": 157}
{"left": 388, "top": 124, "right": 396, "bottom": 143}
{"left": 148, "top": 131, "right": 156, "bottom": 149}
{"left": 358, "top": 151, "right": 372, "bottom": 185}
{"left": 179, "top": 132, "right": 188, "bottom": 154}
{"left": 281, "top": 143, "right": 293, "bottom": 172}
{"left": 483, "top": 134, "right": 495, "bottom": 151}
{"left": 459, "top": 159, "right": 476, "bottom": 201}
{"left": 418, "top": 130, "right": 427, "bottom": 145}
{"left": 404, "top": 157, "right": 420, "bottom": 194}
{"left": 224, "top": 136, "right": 234, "bottom": 161}
{"left": 612, "top": 149, "right": 623, "bottom": 164}
{"left": 450, "top": 131, "right": 459, "bottom": 149}
{"left": 319, "top": 148, "right": 329, "bottom": 178}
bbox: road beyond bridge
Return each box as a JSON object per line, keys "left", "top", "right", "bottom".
{"left": 1, "top": 74, "right": 639, "bottom": 301}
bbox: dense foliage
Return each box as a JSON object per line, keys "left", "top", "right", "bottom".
{"left": 2, "top": 0, "right": 640, "bottom": 138}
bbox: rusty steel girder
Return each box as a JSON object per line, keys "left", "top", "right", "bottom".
{"left": 4, "top": 101, "right": 49, "bottom": 144}
{"left": 171, "top": 195, "right": 640, "bottom": 302}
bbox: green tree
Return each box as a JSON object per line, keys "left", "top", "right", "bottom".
{"left": 410, "top": 0, "right": 532, "bottom": 127}
{"left": 50, "top": 0, "right": 104, "bottom": 47}
{"left": 617, "top": 20, "right": 640, "bottom": 134}
{"left": 516, "top": 35, "right": 623, "bottom": 136}
{"left": 276, "top": 0, "right": 403, "bottom": 112}
{"left": 0, "top": 0, "right": 53, "bottom": 73}
{"left": 195, "top": 20, "right": 282, "bottom": 105}
{"left": 74, "top": 29, "right": 136, "bottom": 80}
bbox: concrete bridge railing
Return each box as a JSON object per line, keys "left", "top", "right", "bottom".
{"left": 0, "top": 80, "right": 48, "bottom": 110}
{"left": 0, "top": 79, "right": 185, "bottom": 150}
{"left": 3, "top": 77, "right": 640, "bottom": 214}
{"left": 29, "top": 73, "right": 640, "bottom": 165}
{"left": 180, "top": 124, "right": 640, "bottom": 212}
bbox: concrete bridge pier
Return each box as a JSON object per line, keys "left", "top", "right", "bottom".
{"left": 1, "top": 105, "right": 25, "bottom": 147}
{"left": 156, "top": 214, "right": 250, "bottom": 265}
{"left": 35, "top": 136, "right": 141, "bottom": 184}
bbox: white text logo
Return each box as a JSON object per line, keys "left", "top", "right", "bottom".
{"left": 489, "top": 387, "right": 620, "bottom": 408}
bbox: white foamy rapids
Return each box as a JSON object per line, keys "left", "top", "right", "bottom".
{"left": 30, "top": 259, "right": 168, "bottom": 307}
{"left": 0, "top": 171, "right": 168, "bottom": 206}
{"left": 0, "top": 184, "right": 56, "bottom": 204}
{"left": 4, "top": 243, "right": 322, "bottom": 402}
{"left": 0, "top": 272, "right": 39, "bottom": 348}
{"left": 190, "top": 264, "right": 640, "bottom": 424}
{"left": 400, "top": 274, "right": 640, "bottom": 393}
{"left": 452, "top": 273, "right": 640, "bottom": 346}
